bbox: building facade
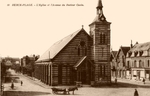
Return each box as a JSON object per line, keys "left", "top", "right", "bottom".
{"left": 34, "top": 0, "right": 111, "bottom": 86}
{"left": 126, "top": 42, "right": 150, "bottom": 81}
{"left": 0, "top": 57, "right": 2, "bottom": 94}
{"left": 110, "top": 50, "right": 117, "bottom": 78}
{"left": 115, "top": 46, "right": 130, "bottom": 79}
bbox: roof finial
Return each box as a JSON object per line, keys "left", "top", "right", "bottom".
{"left": 82, "top": 25, "right": 84, "bottom": 29}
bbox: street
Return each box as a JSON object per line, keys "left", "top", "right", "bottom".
{"left": 3, "top": 69, "right": 150, "bottom": 96}
{"left": 3, "top": 69, "right": 51, "bottom": 96}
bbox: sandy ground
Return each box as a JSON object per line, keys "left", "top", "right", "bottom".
{"left": 3, "top": 69, "right": 150, "bottom": 96}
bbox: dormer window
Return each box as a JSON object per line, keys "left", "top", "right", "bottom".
{"left": 128, "top": 51, "right": 132, "bottom": 57}
{"left": 134, "top": 51, "right": 138, "bottom": 57}
{"left": 139, "top": 51, "right": 143, "bottom": 56}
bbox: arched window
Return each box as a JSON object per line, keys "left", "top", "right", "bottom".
{"left": 100, "top": 33, "right": 106, "bottom": 44}
{"left": 100, "top": 33, "right": 103, "bottom": 44}
{"left": 102, "top": 34, "right": 105, "bottom": 44}
{"left": 139, "top": 60, "right": 142, "bottom": 68}
{"left": 134, "top": 60, "right": 136, "bottom": 67}
{"left": 78, "top": 41, "right": 87, "bottom": 56}
{"left": 142, "top": 61, "right": 144, "bottom": 68}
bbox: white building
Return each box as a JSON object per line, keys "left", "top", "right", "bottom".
{"left": 126, "top": 42, "right": 150, "bottom": 81}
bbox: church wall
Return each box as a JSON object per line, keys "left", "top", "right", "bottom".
{"left": 51, "top": 30, "right": 91, "bottom": 85}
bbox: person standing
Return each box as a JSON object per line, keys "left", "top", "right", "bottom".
{"left": 134, "top": 89, "right": 139, "bottom": 96}
{"left": 21, "top": 81, "right": 23, "bottom": 86}
{"left": 115, "top": 77, "right": 117, "bottom": 84}
{"left": 11, "top": 83, "right": 14, "bottom": 89}
{"left": 143, "top": 78, "right": 145, "bottom": 84}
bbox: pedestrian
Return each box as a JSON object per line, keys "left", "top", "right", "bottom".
{"left": 143, "top": 78, "right": 145, "bottom": 84}
{"left": 21, "top": 81, "right": 23, "bottom": 86}
{"left": 134, "top": 89, "right": 139, "bottom": 96}
{"left": 115, "top": 77, "right": 117, "bottom": 84}
{"left": 11, "top": 83, "right": 14, "bottom": 89}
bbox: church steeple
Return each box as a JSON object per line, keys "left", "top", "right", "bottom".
{"left": 97, "top": 0, "right": 103, "bottom": 11}
{"left": 89, "top": 0, "right": 111, "bottom": 84}
{"left": 96, "top": 0, "right": 106, "bottom": 21}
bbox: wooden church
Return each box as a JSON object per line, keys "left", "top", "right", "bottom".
{"left": 34, "top": 0, "right": 111, "bottom": 86}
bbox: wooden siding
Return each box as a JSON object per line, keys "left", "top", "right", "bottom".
{"left": 90, "top": 22, "right": 111, "bottom": 83}
{"left": 51, "top": 30, "right": 91, "bottom": 85}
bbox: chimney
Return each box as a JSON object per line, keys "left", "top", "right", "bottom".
{"left": 130, "top": 40, "right": 133, "bottom": 48}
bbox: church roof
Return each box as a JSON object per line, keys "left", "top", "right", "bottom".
{"left": 89, "top": 15, "right": 109, "bottom": 26}
{"left": 36, "top": 28, "right": 86, "bottom": 62}
{"left": 129, "top": 42, "right": 150, "bottom": 52}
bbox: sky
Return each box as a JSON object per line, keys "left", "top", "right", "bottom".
{"left": 0, "top": 0, "right": 150, "bottom": 58}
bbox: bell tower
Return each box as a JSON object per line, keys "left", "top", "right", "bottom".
{"left": 89, "top": 0, "right": 111, "bottom": 84}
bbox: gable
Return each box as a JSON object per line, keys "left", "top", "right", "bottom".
{"left": 52, "top": 29, "right": 91, "bottom": 63}
{"left": 37, "top": 28, "right": 90, "bottom": 62}
{"left": 116, "top": 46, "right": 130, "bottom": 58}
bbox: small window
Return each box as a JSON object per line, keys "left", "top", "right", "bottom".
{"left": 134, "top": 51, "right": 138, "bottom": 57}
{"left": 139, "top": 51, "right": 143, "bottom": 56}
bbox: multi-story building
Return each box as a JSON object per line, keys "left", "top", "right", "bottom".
{"left": 110, "top": 50, "right": 117, "bottom": 78}
{"left": 115, "top": 46, "right": 130, "bottom": 79}
{"left": 126, "top": 42, "right": 150, "bottom": 81}
{"left": 34, "top": 0, "right": 111, "bottom": 86}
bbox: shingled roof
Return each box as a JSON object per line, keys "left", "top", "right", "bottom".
{"left": 121, "top": 47, "right": 130, "bottom": 56}
{"left": 36, "top": 28, "right": 86, "bottom": 62}
{"left": 116, "top": 46, "right": 130, "bottom": 57}
{"left": 129, "top": 42, "right": 150, "bottom": 52}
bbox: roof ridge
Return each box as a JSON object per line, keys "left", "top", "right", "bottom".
{"left": 37, "top": 28, "right": 85, "bottom": 62}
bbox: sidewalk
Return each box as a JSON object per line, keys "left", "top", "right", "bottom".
{"left": 21, "top": 74, "right": 51, "bottom": 89}
{"left": 112, "top": 78, "right": 150, "bottom": 87}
